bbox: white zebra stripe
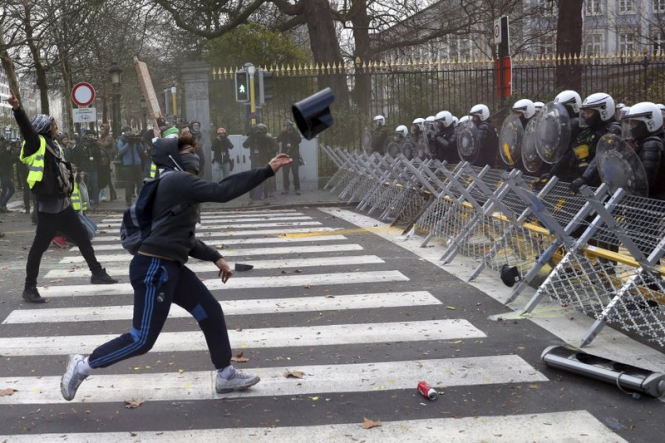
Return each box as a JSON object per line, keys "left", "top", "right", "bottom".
{"left": 101, "top": 209, "right": 301, "bottom": 221}
{"left": 100, "top": 215, "right": 314, "bottom": 228}
{"left": 2, "top": 291, "right": 440, "bottom": 324}
{"left": 89, "top": 234, "right": 349, "bottom": 252}
{"left": 38, "top": 270, "right": 409, "bottom": 297}
{"left": 0, "top": 355, "right": 544, "bottom": 405}
{"left": 0, "top": 319, "right": 485, "bottom": 357}
{"left": 0, "top": 411, "right": 626, "bottom": 442}
{"left": 92, "top": 227, "right": 339, "bottom": 242}
{"left": 61, "top": 244, "right": 365, "bottom": 264}
{"left": 45, "top": 255, "right": 384, "bottom": 279}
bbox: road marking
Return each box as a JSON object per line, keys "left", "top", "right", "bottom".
{"left": 102, "top": 209, "right": 301, "bottom": 221}
{"left": 3, "top": 291, "right": 441, "bottom": 324}
{"left": 99, "top": 215, "right": 314, "bottom": 228}
{"left": 61, "top": 243, "right": 365, "bottom": 263}
{"left": 0, "top": 319, "right": 485, "bottom": 357}
{"left": 88, "top": 234, "right": 349, "bottom": 252}
{"left": 45, "top": 255, "right": 384, "bottom": 279}
{"left": 0, "top": 411, "right": 625, "bottom": 442}
{"left": 39, "top": 270, "right": 409, "bottom": 297}
{"left": 92, "top": 227, "right": 340, "bottom": 242}
{"left": 0, "top": 354, "right": 544, "bottom": 405}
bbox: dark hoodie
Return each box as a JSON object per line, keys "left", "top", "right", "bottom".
{"left": 139, "top": 138, "right": 274, "bottom": 263}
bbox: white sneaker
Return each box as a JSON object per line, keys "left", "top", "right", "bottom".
{"left": 61, "top": 354, "right": 89, "bottom": 401}
{"left": 215, "top": 366, "right": 260, "bottom": 393}
{"left": 99, "top": 189, "right": 107, "bottom": 202}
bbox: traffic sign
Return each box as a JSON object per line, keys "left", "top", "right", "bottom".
{"left": 71, "top": 82, "right": 96, "bottom": 107}
{"left": 494, "top": 18, "right": 502, "bottom": 44}
{"left": 73, "top": 107, "right": 97, "bottom": 123}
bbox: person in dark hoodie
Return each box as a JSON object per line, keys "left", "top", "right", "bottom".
{"left": 7, "top": 90, "right": 117, "bottom": 304}
{"left": 60, "top": 132, "right": 292, "bottom": 401}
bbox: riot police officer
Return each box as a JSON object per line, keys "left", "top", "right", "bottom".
{"left": 469, "top": 104, "right": 499, "bottom": 168}
{"left": 558, "top": 92, "right": 622, "bottom": 190}
{"left": 433, "top": 111, "right": 458, "bottom": 163}
{"left": 370, "top": 115, "right": 389, "bottom": 155}
{"left": 502, "top": 99, "right": 536, "bottom": 172}
{"left": 411, "top": 117, "right": 431, "bottom": 160}
{"left": 277, "top": 120, "right": 302, "bottom": 195}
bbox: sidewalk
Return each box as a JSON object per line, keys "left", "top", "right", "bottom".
{"left": 4, "top": 179, "right": 346, "bottom": 214}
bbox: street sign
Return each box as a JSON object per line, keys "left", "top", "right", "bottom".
{"left": 494, "top": 18, "right": 502, "bottom": 45}
{"left": 71, "top": 82, "right": 96, "bottom": 107}
{"left": 73, "top": 107, "right": 97, "bottom": 123}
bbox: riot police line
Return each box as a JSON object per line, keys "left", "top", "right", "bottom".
{"left": 323, "top": 95, "right": 665, "bottom": 349}
{"left": 363, "top": 93, "right": 665, "bottom": 200}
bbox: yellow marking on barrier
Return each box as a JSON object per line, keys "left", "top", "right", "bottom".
{"left": 279, "top": 226, "right": 395, "bottom": 238}
{"left": 553, "top": 199, "right": 566, "bottom": 213}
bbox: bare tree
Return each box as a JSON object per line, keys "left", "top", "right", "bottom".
{"left": 555, "top": 0, "right": 583, "bottom": 91}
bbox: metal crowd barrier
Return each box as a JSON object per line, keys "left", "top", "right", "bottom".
{"left": 322, "top": 147, "right": 665, "bottom": 348}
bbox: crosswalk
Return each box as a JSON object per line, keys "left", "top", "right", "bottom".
{"left": 0, "top": 208, "right": 629, "bottom": 441}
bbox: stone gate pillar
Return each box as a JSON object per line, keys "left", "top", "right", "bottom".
{"left": 181, "top": 63, "right": 213, "bottom": 181}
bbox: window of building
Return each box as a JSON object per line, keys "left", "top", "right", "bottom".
{"left": 620, "top": 0, "right": 635, "bottom": 13}
{"left": 539, "top": 34, "right": 556, "bottom": 55}
{"left": 654, "top": 0, "right": 665, "bottom": 13}
{"left": 585, "top": 0, "right": 602, "bottom": 15}
{"left": 585, "top": 33, "right": 604, "bottom": 54}
{"left": 619, "top": 33, "right": 635, "bottom": 54}
{"left": 538, "top": 0, "right": 558, "bottom": 15}
{"left": 654, "top": 31, "right": 665, "bottom": 55}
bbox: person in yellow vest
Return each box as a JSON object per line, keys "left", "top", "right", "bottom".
{"left": 7, "top": 90, "right": 117, "bottom": 303}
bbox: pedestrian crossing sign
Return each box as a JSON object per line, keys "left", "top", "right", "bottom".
{"left": 235, "top": 70, "right": 249, "bottom": 102}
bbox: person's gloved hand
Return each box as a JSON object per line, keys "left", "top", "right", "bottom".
{"left": 569, "top": 177, "right": 586, "bottom": 194}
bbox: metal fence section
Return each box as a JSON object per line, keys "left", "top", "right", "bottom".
{"left": 322, "top": 150, "right": 665, "bottom": 348}
{"left": 208, "top": 52, "right": 665, "bottom": 183}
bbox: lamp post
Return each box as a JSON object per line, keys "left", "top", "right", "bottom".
{"left": 140, "top": 96, "right": 147, "bottom": 131}
{"left": 108, "top": 62, "right": 123, "bottom": 138}
{"left": 171, "top": 86, "right": 177, "bottom": 124}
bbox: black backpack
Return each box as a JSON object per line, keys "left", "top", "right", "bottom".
{"left": 119, "top": 171, "right": 180, "bottom": 254}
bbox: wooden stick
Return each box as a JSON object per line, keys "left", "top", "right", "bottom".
{"left": 134, "top": 55, "right": 162, "bottom": 137}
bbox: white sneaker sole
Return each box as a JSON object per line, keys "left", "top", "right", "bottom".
{"left": 215, "top": 376, "right": 260, "bottom": 394}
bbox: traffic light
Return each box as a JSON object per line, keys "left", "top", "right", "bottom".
{"left": 235, "top": 70, "right": 249, "bottom": 102}
{"left": 258, "top": 69, "right": 274, "bottom": 105}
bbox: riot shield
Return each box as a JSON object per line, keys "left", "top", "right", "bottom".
{"left": 415, "top": 132, "right": 433, "bottom": 160}
{"left": 457, "top": 121, "right": 480, "bottom": 164}
{"left": 521, "top": 118, "right": 543, "bottom": 173}
{"left": 362, "top": 129, "right": 373, "bottom": 153}
{"left": 401, "top": 139, "right": 415, "bottom": 160}
{"left": 386, "top": 141, "right": 401, "bottom": 158}
{"left": 499, "top": 114, "right": 524, "bottom": 166}
{"left": 596, "top": 134, "right": 649, "bottom": 196}
{"left": 534, "top": 101, "right": 572, "bottom": 164}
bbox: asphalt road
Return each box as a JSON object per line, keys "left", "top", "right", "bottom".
{"left": 0, "top": 204, "right": 663, "bottom": 442}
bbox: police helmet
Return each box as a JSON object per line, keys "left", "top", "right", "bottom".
{"left": 511, "top": 99, "right": 536, "bottom": 119}
{"left": 623, "top": 102, "right": 664, "bottom": 139}
{"left": 554, "top": 90, "right": 582, "bottom": 115}
{"left": 581, "top": 92, "right": 615, "bottom": 122}
{"left": 469, "top": 104, "right": 490, "bottom": 121}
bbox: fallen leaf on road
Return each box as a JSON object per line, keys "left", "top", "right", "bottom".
{"left": 325, "top": 295, "right": 335, "bottom": 298}
{"left": 294, "top": 269, "right": 302, "bottom": 273}
{"left": 304, "top": 284, "right": 311, "bottom": 289}
{"left": 284, "top": 371, "right": 305, "bottom": 379}
{"left": 231, "top": 351, "right": 250, "bottom": 363}
{"left": 124, "top": 399, "right": 145, "bottom": 409}
{"left": 361, "top": 417, "right": 382, "bottom": 429}
{"left": 0, "top": 388, "right": 17, "bottom": 397}
{"left": 446, "top": 306, "right": 456, "bottom": 310}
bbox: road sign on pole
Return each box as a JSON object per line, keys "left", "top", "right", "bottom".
{"left": 72, "top": 107, "right": 97, "bottom": 123}
{"left": 71, "top": 82, "right": 96, "bottom": 107}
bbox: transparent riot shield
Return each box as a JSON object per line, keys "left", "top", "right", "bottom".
{"left": 401, "top": 139, "right": 415, "bottom": 160}
{"left": 415, "top": 131, "right": 433, "bottom": 160}
{"left": 596, "top": 134, "right": 649, "bottom": 196}
{"left": 534, "top": 101, "right": 572, "bottom": 164}
{"left": 456, "top": 121, "right": 480, "bottom": 164}
{"left": 521, "top": 118, "right": 542, "bottom": 173}
{"left": 499, "top": 114, "right": 524, "bottom": 166}
{"left": 362, "top": 129, "right": 373, "bottom": 153}
{"left": 386, "top": 141, "right": 401, "bottom": 158}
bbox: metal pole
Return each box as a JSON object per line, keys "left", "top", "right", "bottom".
{"left": 112, "top": 83, "right": 121, "bottom": 138}
{"left": 247, "top": 64, "right": 257, "bottom": 126}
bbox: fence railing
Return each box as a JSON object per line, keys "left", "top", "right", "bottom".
{"left": 208, "top": 52, "right": 665, "bottom": 181}
{"left": 321, "top": 148, "right": 665, "bottom": 349}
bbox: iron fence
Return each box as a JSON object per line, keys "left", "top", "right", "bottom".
{"left": 208, "top": 52, "right": 665, "bottom": 182}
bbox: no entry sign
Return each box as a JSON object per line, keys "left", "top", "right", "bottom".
{"left": 71, "top": 82, "right": 96, "bottom": 107}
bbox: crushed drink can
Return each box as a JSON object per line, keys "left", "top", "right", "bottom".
{"left": 417, "top": 381, "right": 438, "bottom": 400}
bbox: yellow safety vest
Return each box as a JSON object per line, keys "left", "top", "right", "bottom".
{"left": 70, "top": 182, "right": 89, "bottom": 211}
{"left": 150, "top": 162, "right": 157, "bottom": 178}
{"left": 20, "top": 136, "right": 65, "bottom": 189}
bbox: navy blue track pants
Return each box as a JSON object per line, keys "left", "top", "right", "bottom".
{"left": 89, "top": 255, "right": 232, "bottom": 369}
